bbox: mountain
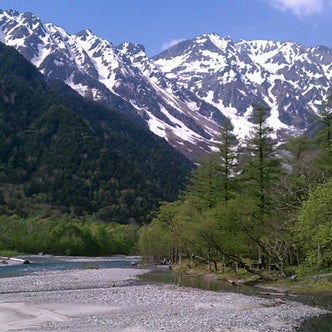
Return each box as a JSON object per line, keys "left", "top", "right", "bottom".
{"left": 0, "top": 41, "right": 193, "bottom": 223}
{"left": 0, "top": 10, "right": 221, "bottom": 160}
{"left": 154, "top": 34, "right": 332, "bottom": 138}
{"left": 1, "top": 10, "right": 331, "bottom": 160}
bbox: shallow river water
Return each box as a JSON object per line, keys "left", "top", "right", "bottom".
{"left": 0, "top": 255, "right": 141, "bottom": 278}
{"left": 1, "top": 256, "right": 331, "bottom": 331}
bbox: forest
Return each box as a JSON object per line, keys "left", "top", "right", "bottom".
{"left": 0, "top": 42, "right": 192, "bottom": 224}
{"left": 0, "top": 214, "right": 138, "bottom": 256}
{"left": 0, "top": 40, "right": 331, "bottom": 280}
{"left": 138, "top": 99, "right": 332, "bottom": 277}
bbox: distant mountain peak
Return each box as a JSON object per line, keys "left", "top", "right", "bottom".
{"left": 1, "top": 9, "right": 331, "bottom": 160}
{"left": 118, "top": 41, "right": 145, "bottom": 53}
{"left": 76, "top": 29, "right": 94, "bottom": 39}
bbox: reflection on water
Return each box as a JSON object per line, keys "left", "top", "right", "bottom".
{"left": 298, "top": 314, "right": 332, "bottom": 332}
{"left": 140, "top": 267, "right": 332, "bottom": 332}
{"left": 140, "top": 267, "right": 257, "bottom": 296}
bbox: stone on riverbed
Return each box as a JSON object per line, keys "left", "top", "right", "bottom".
{"left": 0, "top": 266, "right": 328, "bottom": 331}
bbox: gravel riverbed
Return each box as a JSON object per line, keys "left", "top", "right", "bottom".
{"left": 0, "top": 267, "right": 329, "bottom": 331}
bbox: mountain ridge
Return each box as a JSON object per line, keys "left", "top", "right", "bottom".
{"left": 0, "top": 41, "right": 193, "bottom": 222}
{"left": 1, "top": 9, "right": 331, "bottom": 160}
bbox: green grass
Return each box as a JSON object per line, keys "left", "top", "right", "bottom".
{"left": 256, "top": 271, "right": 332, "bottom": 295}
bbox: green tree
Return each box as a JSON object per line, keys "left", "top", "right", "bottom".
{"left": 281, "top": 135, "right": 318, "bottom": 209}
{"left": 235, "top": 104, "right": 288, "bottom": 275}
{"left": 279, "top": 95, "right": 332, "bottom": 218}
{"left": 314, "top": 95, "right": 332, "bottom": 181}
{"left": 138, "top": 201, "right": 182, "bottom": 263}
{"left": 317, "top": 95, "right": 332, "bottom": 147}
{"left": 292, "top": 180, "right": 332, "bottom": 271}
{"left": 215, "top": 117, "right": 238, "bottom": 201}
{"left": 214, "top": 197, "right": 262, "bottom": 269}
{"left": 185, "top": 154, "right": 221, "bottom": 210}
{"left": 240, "top": 104, "right": 282, "bottom": 219}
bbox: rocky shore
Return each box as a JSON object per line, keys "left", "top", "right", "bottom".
{"left": 0, "top": 267, "right": 329, "bottom": 331}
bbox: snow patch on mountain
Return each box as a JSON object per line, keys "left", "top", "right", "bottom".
{"left": 1, "top": 10, "right": 331, "bottom": 160}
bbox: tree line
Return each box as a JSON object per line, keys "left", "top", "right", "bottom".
{"left": 138, "top": 97, "right": 332, "bottom": 277}
{"left": 0, "top": 214, "right": 138, "bottom": 256}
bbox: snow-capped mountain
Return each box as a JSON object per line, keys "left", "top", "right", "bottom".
{"left": 1, "top": 10, "right": 331, "bottom": 160}
{"left": 154, "top": 34, "right": 332, "bottom": 139}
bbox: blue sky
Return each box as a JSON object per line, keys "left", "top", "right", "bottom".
{"left": 1, "top": 0, "right": 331, "bottom": 55}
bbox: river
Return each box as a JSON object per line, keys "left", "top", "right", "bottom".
{"left": 1, "top": 256, "right": 331, "bottom": 331}
{"left": 140, "top": 266, "right": 332, "bottom": 332}
{"left": 0, "top": 255, "right": 141, "bottom": 278}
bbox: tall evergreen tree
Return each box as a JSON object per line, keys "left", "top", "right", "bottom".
{"left": 185, "top": 153, "right": 221, "bottom": 210}
{"left": 240, "top": 104, "right": 282, "bottom": 218}
{"left": 235, "top": 104, "right": 288, "bottom": 274}
{"left": 215, "top": 117, "right": 238, "bottom": 201}
{"left": 318, "top": 95, "right": 332, "bottom": 145}
{"left": 186, "top": 118, "right": 239, "bottom": 209}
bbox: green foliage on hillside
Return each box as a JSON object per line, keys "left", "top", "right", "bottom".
{"left": 0, "top": 42, "right": 193, "bottom": 224}
{"left": 0, "top": 214, "right": 138, "bottom": 256}
{"left": 139, "top": 100, "right": 332, "bottom": 277}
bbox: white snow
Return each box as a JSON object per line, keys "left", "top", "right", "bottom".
{"left": 0, "top": 29, "right": 6, "bottom": 43}
{"left": 1, "top": 10, "right": 330, "bottom": 158}
{"left": 74, "top": 32, "right": 119, "bottom": 91}
{"left": 154, "top": 54, "right": 187, "bottom": 72}
{"left": 148, "top": 116, "right": 168, "bottom": 139}
{"left": 208, "top": 33, "right": 231, "bottom": 51}
{"left": 147, "top": 104, "right": 205, "bottom": 145}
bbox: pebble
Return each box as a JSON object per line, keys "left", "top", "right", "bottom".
{"left": 0, "top": 268, "right": 328, "bottom": 331}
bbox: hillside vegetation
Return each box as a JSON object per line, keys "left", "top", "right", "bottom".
{"left": 0, "top": 42, "right": 193, "bottom": 224}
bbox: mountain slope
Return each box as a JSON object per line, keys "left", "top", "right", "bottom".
{"left": 153, "top": 34, "right": 332, "bottom": 139}
{"left": 0, "top": 10, "right": 220, "bottom": 159}
{"left": 0, "top": 42, "right": 193, "bottom": 223}
{"left": 1, "top": 10, "right": 331, "bottom": 160}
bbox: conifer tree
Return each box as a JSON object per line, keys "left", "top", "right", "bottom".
{"left": 215, "top": 117, "right": 238, "bottom": 201}
{"left": 186, "top": 117, "right": 239, "bottom": 209}
{"left": 234, "top": 104, "right": 287, "bottom": 274}
{"left": 185, "top": 153, "right": 221, "bottom": 210}
{"left": 240, "top": 104, "right": 281, "bottom": 219}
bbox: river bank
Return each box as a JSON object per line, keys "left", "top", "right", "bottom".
{"left": 0, "top": 265, "right": 329, "bottom": 331}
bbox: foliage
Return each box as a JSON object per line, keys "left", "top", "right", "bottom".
{"left": 138, "top": 201, "right": 189, "bottom": 263}
{"left": 0, "top": 249, "right": 22, "bottom": 257}
{"left": 2, "top": 41, "right": 332, "bottom": 274}
{"left": 0, "top": 42, "right": 193, "bottom": 223}
{"left": 239, "top": 104, "right": 282, "bottom": 217}
{"left": 139, "top": 100, "right": 332, "bottom": 278}
{"left": 291, "top": 180, "right": 332, "bottom": 271}
{"left": 0, "top": 214, "right": 139, "bottom": 256}
{"left": 314, "top": 95, "right": 332, "bottom": 180}
{"left": 215, "top": 117, "right": 239, "bottom": 201}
